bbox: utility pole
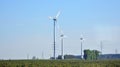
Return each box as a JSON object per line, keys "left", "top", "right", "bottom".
{"left": 115, "top": 49, "right": 118, "bottom": 54}
{"left": 100, "top": 41, "right": 103, "bottom": 55}
{"left": 27, "top": 54, "right": 29, "bottom": 59}
{"left": 42, "top": 51, "right": 44, "bottom": 59}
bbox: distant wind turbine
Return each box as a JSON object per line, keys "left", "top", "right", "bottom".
{"left": 57, "top": 23, "right": 66, "bottom": 60}
{"left": 80, "top": 35, "right": 84, "bottom": 59}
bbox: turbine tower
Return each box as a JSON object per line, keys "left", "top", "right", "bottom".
{"left": 49, "top": 11, "right": 61, "bottom": 59}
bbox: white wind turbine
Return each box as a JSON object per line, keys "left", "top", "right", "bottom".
{"left": 80, "top": 34, "right": 84, "bottom": 59}
{"left": 57, "top": 23, "right": 66, "bottom": 60}
{"left": 49, "top": 11, "right": 61, "bottom": 59}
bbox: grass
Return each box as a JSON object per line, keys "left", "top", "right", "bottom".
{"left": 0, "top": 59, "right": 120, "bottom": 67}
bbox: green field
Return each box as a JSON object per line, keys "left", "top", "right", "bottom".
{"left": 0, "top": 60, "right": 120, "bottom": 67}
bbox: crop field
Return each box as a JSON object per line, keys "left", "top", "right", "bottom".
{"left": 0, "top": 60, "right": 120, "bottom": 67}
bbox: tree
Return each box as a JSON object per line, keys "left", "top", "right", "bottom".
{"left": 64, "top": 55, "right": 75, "bottom": 59}
{"left": 94, "top": 50, "right": 100, "bottom": 60}
{"left": 83, "top": 49, "right": 90, "bottom": 60}
{"left": 84, "top": 49, "right": 91, "bottom": 60}
{"left": 57, "top": 55, "right": 62, "bottom": 59}
{"left": 84, "top": 49, "right": 100, "bottom": 60}
{"left": 32, "top": 56, "right": 36, "bottom": 60}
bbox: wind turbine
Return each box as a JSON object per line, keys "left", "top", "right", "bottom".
{"left": 57, "top": 23, "right": 66, "bottom": 60}
{"left": 49, "top": 11, "right": 61, "bottom": 59}
{"left": 80, "top": 34, "right": 84, "bottom": 59}
{"left": 60, "top": 34, "right": 64, "bottom": 60}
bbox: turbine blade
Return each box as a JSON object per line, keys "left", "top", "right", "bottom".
{"left": 63, "top": 35, "right": 67, "bottom": 38}
{"left": 55, "top": 11, "right": 61, "bottom": 19}
{"left": 57, "top": 23, "right": 63, "bottom": 35}
{"left": 48, "top": 16, "right": 53, "bottom": 19}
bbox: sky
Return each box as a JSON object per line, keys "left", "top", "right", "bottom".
{"left": 0, "top": 0, "right": 120, "bottom": 59}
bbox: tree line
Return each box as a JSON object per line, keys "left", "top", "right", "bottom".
{"left": 54, "top": 49, "right": 100, "bottom": 60}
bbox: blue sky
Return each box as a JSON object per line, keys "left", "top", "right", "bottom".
{"left": 0, "top": 0, "right": 120, "bottom": 59}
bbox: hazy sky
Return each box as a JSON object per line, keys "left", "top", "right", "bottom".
{"left": 0, "top": 0, "right": 120, "bottom": 59}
